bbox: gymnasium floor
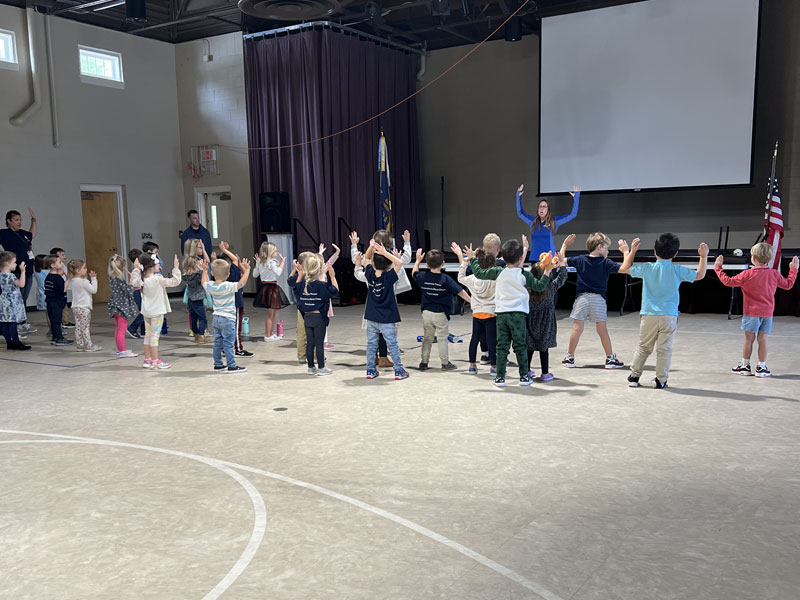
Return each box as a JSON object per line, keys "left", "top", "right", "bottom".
{"left": 2, "top": 303, "right": 799, "bottom": 600}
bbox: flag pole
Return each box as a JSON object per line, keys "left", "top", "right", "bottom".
{"left": 757, "top": 141, "right": 779, "bottom": 244}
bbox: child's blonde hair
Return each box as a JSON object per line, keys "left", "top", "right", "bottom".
{"left": 182, "top": 254, "right": 200, "bottom": 275}
{"left": 183, "top": 239, "right": 203, "bottom": 258}
{"left": 211, "top": 258, "right": 230, "bottom": 280}
{"left": 298, "top": 251, "right": 314, "bottom": 264}
{"left": 258, "top": 242, "right": 277, "bottom": 263}
{"left": 750, "top": 242, "right": 773, "bottom": 265}
{"left": 67, "top": 259, "right": 85, "bottom": 279}
{"left": 586, "top": 233, "right": 611, "bottom": 253}
{"left": 108, "top": 255, "right": 126, "bottom": 280}
{"left": 303, "top": 254, "right": 323, "bottom": 293}
{"left": 482, "top": 233, "right": 501, "bottom": 254}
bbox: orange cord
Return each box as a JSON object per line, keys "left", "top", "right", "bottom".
{"left": 221, "top": 0, "right": 530, "bottom": 152}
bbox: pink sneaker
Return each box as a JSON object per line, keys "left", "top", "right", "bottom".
{"left": 153, "top": 360, "right": 171, "bottom": 369}
{"left": 323, "top": 342, "right": 334, "bottom": 349}
{"left": 142, "top": 360, "right": 154, "bottom": 369}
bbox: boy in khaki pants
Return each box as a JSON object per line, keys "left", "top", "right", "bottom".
{"left": 623, "top": 233, "right": 708, "bottom": 389}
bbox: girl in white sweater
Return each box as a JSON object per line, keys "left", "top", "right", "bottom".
{"left": 67, "top": 259, "right": 100, "bottom": 352}
{"left": 131, "top": 253, "right": 182, "bottom": 369}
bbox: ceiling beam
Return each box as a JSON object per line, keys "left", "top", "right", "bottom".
{"left": 130, "top": 5, "right": 239, "bottom": 33}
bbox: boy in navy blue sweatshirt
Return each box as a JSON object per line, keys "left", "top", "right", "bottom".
{"left": 44, "top": 255, "right": 72, "bottom": 346}
{"left": 412, "top": 248, "right": 471, "bottom": 371}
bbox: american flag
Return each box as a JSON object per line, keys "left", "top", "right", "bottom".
{"left": 763, "top": 174, "right": 783, "bottom": 269}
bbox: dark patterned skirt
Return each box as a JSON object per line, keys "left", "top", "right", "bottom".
{"left": 253, "top": 281, "right": 289, "bottom": 309}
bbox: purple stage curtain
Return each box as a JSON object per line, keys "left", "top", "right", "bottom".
{"left": 244, "top": 29, "right": 423, "bottom": 252}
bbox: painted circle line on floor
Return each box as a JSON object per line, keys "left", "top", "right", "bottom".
{"left": 0, "top": 438, "right": 267, "bottom": 600}
{"left": 0, "top": 429, "right": 564, "bottom": 600}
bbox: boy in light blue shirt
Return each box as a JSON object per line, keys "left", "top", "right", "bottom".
{"left": 622, "top": 233, "right": 708, "bottom": 389}
{"left": 202, "top": 257, "right": 251, "bottom": 373}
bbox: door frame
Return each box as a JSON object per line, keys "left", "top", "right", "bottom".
{"left": 194, "top": 185, "right": 231, "bottom": 234}
{"left": 79, "top": 184, "right": 128, "bottom": 260}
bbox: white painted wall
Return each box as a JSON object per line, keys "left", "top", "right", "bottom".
{"left": 0, "top": 5, "right": 184, "bottom": 305}
{"left": 174, "top": 33, "right": 251, "bottom": 262}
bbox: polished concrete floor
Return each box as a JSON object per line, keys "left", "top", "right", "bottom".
{"left": 2, "top": 302, "right": 799, "bottom": 600}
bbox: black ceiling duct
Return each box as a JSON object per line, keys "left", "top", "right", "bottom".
{"left": 125, "top": 0, "right": 146, "bottom": 22}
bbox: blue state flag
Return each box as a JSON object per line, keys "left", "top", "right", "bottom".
{"left": 378, "top": 134, "right": 392, "bottom": 233}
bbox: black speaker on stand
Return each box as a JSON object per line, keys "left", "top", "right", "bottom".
{"left": 258, "top": 192, "right": 291, "bottom": 234}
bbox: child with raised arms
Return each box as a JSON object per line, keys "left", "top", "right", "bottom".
{"left": 202, "top": 256, "right": 251, "bottom": 374}
{"left": 467, "top": 235, "right": 556, "bottom": 387}
{"left": 131, "top": 253, "right": 182, "bottom": 369}
{"left": 107, "top": 254, "right": 139, "bottom": 358}
{"left": 559, "top": 232, "right": 626, "bottom": 369}
{"left": 289, "top": 254, "right": 340, "bottom": 375}
{"left": 624, "top": 233, "right": 706, "bottom": 389}
{"left": 715, "top": 243, "right": 798, "bottom": 378}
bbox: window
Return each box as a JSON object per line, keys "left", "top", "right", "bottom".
{"left": 79, "top": 45, "right": 124, "bottom": 88}
{"left": 0, "top": 29, "right": 19, "bottom": 71}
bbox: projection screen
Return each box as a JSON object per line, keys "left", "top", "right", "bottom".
{"left": 539, "top": 0, "right": 760, "bottom": 194}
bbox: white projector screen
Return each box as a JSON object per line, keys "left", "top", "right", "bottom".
{"left": 539, "top": 0, "right": 760, "bottom": 194}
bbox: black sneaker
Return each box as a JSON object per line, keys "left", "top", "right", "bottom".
{"left": 62, "top": 322, "right": 75, "bottom": 329}
{"left": 213, "top": 365, "right": 227, "bottom": 373}
{"left": 235, "top": 349, "right": 254, "bottom": 358}
{"left": 394, "top": 369, "right": 410, "bottom": 380}
{"left": 480, "top": 353, "right": 491, "bottom": 365}
{"left": 562, "top": 355, "right": 575, "bottom": 368}
{"left": 652, "top": 377, "right": 668, "bottom": 389}
{"left": 127, "top": 329, "right": 143, "bottom": 339}
{"left": 627, "top": 374, "right": 640, "bottom": 388}
{"left": 418, "top": 362, "right": 429, "bottom": 371}
{"left": 755, "top": 365, "right": 771, "bottom": 378}
{"left": 519, "top": 374, "right": 533, "bottom": 386}
{"left": 227, "top": 365, "right": 247, "bottom": 374}
{"left": 605, "top": 355, "right": 624, "bottom": 369}
{"left": 441, "top": 362, "right": 457, "bottom": 371}
{"left": 52, "top": 339, "right": 73, "bottom": 346}
{"left": 493, "top": 376, "right": 506, "bottom": 387}
{"left": 731, "top": 363, "right": 752, "bottom": 376}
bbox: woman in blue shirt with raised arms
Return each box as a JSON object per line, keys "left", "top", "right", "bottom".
{"left": 516, "top": 184, "right": 580, "bottom": 261}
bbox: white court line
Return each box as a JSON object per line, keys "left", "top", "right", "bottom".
{"left": 0, "top": 438, "right": 267, "bottom": 600}
{"left": 0, "top": 430, "right": 564, "bottom": 600}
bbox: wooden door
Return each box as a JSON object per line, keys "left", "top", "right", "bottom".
{"left": 81, "top": 191, "right": 119, "bottom": 303}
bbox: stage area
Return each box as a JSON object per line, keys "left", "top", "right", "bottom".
{"left": 2, "top": 303, "right": 799, "bottom": 600}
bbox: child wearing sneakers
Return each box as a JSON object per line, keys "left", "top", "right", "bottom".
{"left": 67, "top": 259, "right": 100, "bottom": 352}
{"left": 454, "top": 242, "right": 497, "bottom": 375}
{"left": 218, "top": 241, "right": 254, "bottom": 358}
{"left": 559, "top": 233, "right": 627, "bottom": 369}
{"left": 291, "top": 251, "right": 316, "bottom": 365}
{"left": 131, "top": 253, "right": 182, "bottom": 369}
{"left": 624, "top": 234, "right": 707, "bottom": 389}
{"left": 202, "top": 257, "right": 251, "bottom": 374}
{"left": 467, "top": 236, "right": 556, "bottom": 387}
{"left": 715, "top": 243, "right": 798, "bottom": 378}
{"left": 412, "top": 248, "right": 471, "bottom": 371}
{"left": 127, "top": 248, "right": 146, "bottom": 338}
{"left": 107, "top": 254, "right": 139, "bottom": 358}
{"left": 357, "top": 240, "right": 409, "bottom": 380}
{"left": 465, "top": 233, "right": 505, "bottom": 366}
{"left": 44, "top": 255, "right": 72, "bottom": 346}
{"left": 288, "top": 254, "right": 340, "bottom": 376}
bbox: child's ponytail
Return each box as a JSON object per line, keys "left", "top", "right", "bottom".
{"left": 303, "top": 254, "right": 323, "bottom": 294}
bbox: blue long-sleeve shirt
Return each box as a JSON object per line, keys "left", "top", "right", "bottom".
{"left": 181, "top": 225, "right": 213, "bottom": 256}
{"left": 517, "top": 190, "right": 579, "bottom": 260}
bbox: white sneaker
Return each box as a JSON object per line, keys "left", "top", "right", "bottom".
{"left": 307, "top": 367, "right": 316, "bottom": 375}
{"left": 86, "top": 344, "right": 102, "bottom": 352}
{"left": 117, "top": 350, "right": 138, "bottom": 358}
{"left": 316, "top": 367, "right": 333, "bottom": 376}
{"left": 264, "top": 335, "right": 278, "bottom": 341}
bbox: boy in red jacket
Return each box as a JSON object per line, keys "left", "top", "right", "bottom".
{"left": 715, "top": 243, "right": 798, "bottom": 377}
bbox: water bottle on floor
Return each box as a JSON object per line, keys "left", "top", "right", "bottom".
{"left": 276, "top": 320, "right": 284, "bottom": 338}
{"left": 448, "top": 333, "right": 463, "bottom": 343}
{"left": 241, "top": 317, "right": 250, "bottom": 335}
